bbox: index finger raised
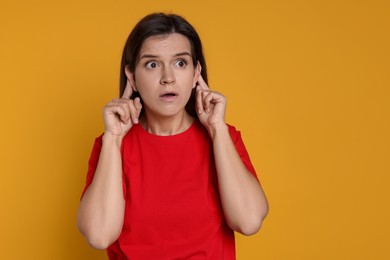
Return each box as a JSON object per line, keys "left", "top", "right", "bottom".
{"left": 122, "top": 80, "right": 133, "bottom": 99}
{"left": 197, "top": 75, "right": 210, "bottom": 90}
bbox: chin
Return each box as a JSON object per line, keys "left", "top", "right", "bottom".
{"left": 147, "top": 107, "right": 186, "bottom": 119}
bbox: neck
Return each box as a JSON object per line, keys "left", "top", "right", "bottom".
{"left": 140, "top": 110, "right": 194, "bottom": 136}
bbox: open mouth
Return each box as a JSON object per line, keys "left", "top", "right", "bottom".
{"left": 160, "top": 92, "right": 178, "bottom": 97}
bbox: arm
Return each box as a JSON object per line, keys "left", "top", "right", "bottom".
{"left": 211, "top": 124, "right": 268, "bottom": 235}
{"left": 77, "top": 135, "right": 125, "bottom": 249}
{"left": 77, "top": 81, "right": 142, "bottom": 249}
{"left": 196, "top": 76, "right": 269, "bottom": 235}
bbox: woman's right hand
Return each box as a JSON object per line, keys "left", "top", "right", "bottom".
{"left": 103, "top": 80, "right": 142, "bottom": 139}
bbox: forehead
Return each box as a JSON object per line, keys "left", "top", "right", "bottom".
{"left": 139, "top": 33, "right": 192, "bottom": 57}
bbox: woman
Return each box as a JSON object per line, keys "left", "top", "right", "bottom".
{"left": 77, "top": 13, "right": 268, "bottom": 259}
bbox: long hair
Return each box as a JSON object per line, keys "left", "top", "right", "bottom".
{"left": 119, "top": 13, "right": 208, "bottom": 118}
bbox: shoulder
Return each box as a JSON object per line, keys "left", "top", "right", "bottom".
{"left": 122, "top": 124, "right": 143, "bottom": 142}
{"left": 193, "top": 121, "right": 242, "bottom": 142}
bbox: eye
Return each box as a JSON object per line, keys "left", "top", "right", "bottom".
{"left": 175, "top": 59, "right": 187, "bottom": 68}
{"left": 145, "top": 61, "right": 158, "bottom": 69}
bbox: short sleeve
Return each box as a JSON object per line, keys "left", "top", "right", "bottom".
{"left": 227, "top": 124, "right": 258, "bottom": 180}
{"left": 80, "top": 135, "right": 128, "bottom": 199}
{"left": 80, "top": 135, "right": 103, "bottom": 198}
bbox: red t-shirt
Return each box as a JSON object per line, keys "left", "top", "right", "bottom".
{"left": 83, "top": 120, "right": 257, "bottom": 259}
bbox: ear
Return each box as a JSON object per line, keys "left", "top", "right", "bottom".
{"left": 125, "top": 65, "right": 138, "bottom": 92}
{"left": 192, "top": 61, "right": 202, "bottom": 88}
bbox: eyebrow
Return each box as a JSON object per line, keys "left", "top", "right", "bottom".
{"left": 139, "top": 51, "right": 192, "bottom": 60}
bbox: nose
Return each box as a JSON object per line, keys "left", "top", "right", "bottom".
{"left": 160, "top": 66, "right": 175, "bottom": 85}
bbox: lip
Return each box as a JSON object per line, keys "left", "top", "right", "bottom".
{"left": 159, "top": 91, "right": 178, "bottom": 102}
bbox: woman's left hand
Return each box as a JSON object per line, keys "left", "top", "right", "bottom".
{"left": 196, "top": 75, "right": 227, "bottom": 138}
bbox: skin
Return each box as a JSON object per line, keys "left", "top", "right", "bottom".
{"left": 77, "top": 33, "right": 269, "bottom": 249}
{"left": 125, "top": 33, "right": 200, "bottom": 135}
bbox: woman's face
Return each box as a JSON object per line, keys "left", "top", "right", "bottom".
{"left": 126, "top": 33, "right": 201, "bottom": 119}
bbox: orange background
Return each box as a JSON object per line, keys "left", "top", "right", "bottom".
{"left": 1, "top": 0, "right": 389, "bottom": 259}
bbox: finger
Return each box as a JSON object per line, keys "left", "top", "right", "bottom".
{"left": 115, "top": 99, "right": 133, "bottom": 123}
{"left": 122, "top": 80, "right": 133, "bottom": 99}
{"left": 105, "top": 102, "right": 130, "bottom": 123}
{"left": 196, "top": 88, "right": 205, "bottom": 115}
{"left": 134, "top": 97, "right": 143, "bottom": 122}
{"left": 134, "top": 97, "right": 142, "bottom": 111}
{"left": 197, "top": 75, "right": 210, "bottom": 91}
{"left": 129, "top": 97, "right": 142, "bottom": 124}
{"left": 118, "top": 102, "right": 132, "bottom": 123}
{"left": 202, "top": 91, "right": 213, "bottom": 113}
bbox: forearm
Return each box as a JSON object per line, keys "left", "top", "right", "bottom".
{"left": 212, "top": 124, "right": 269, "bottom": 235}
{"left": 77, "top": 134, "right": 125, "bottom": 249}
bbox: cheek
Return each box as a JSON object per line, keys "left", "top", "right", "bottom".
{"left": 134, "top": 71, "right": 154, "bottom": 90}
{"left": 179, "top": 70, "right": 196, "bottom": 85}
